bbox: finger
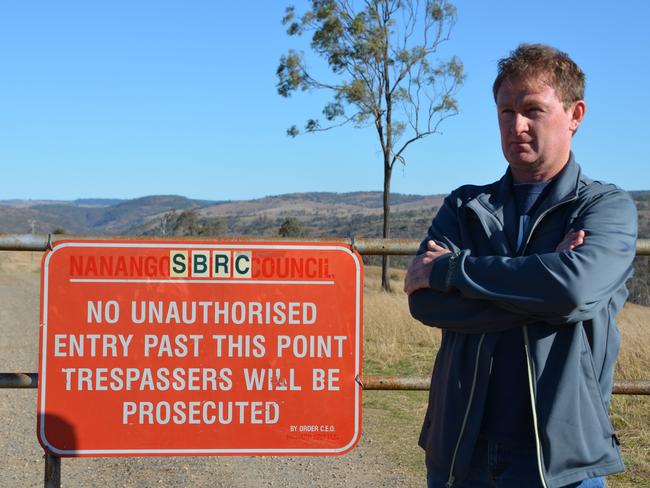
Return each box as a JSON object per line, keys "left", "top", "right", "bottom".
{"left": 409, "top": 253, "right": 427, "bottom": 267}
{"left": 557, "top": 232, "right": 585, "bottom": 252}
{"left": 426, "top": 240, "right": 446, "bottom": 251}
{"left": 421, "top": 250, "right": 437, "bottom": 260}
{"left": 557, "top": 235, "right": 584, "bottom": 252}
{"left": 565, "top": 229, "right": 584, "bottom": 240}
{"left": 563, "top": 231, "right": 577, "bottom": 242}
{"left": 569, "top": 230, "right": 585, "bottom": 247}
{"left": 403, "top": 279, "right": 414, "bottom": 295}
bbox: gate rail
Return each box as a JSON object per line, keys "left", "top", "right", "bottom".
{"left": 1, "top": 233, "right": 649, "bottom": 255}
{"left": 2, "top": 233, "right": 649, "bottom": 397}
{"left": 2, "top": 373, "right": 650, "bottom": 395}
{"left": 1, "top": 234, "right": 649, "bottom": 488}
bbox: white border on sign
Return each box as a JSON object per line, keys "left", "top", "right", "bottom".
{"left": 39, "top": 242, "right": 362, "bottom": 456}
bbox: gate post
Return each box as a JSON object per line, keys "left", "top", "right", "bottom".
{"left": 44, "top": 452, "right": 61, "bottom": 488}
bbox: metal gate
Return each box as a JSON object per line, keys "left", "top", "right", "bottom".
{"left": 1, "top": 234, "right": 649, "bottom": 488}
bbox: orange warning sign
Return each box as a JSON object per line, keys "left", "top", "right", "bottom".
{"left": 38, "top": 240, "right": 363, "bottom": 457}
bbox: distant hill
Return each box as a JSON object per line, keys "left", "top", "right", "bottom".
{"left": 1, "top": 190, "right": 649, "bottom": 305}
{"left": 0, "top": 195, "right": 213, "bottom": 235}
{"left": 1, "top": 190, "right": 647, "bottom": 240}
{"left": 0, "top": 192, "right": 446, "bottom": 238}
{"left": 72, "top": 198, "right": 126, "bottom": 207}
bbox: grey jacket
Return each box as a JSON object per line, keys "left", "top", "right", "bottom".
{"left": 409, "top": 155, "right": 637, "bottom": 487}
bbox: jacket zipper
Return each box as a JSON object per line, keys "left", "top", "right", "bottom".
{"left": 518, "top": 195, "right": 577, "bottom": 488}
{"left": 522, "top": 326, "right": 548, "bottom": 488}
{"left": 445, "top": 333, "right": 486, "bottom": 487}
{"left": 519, "top": 196, "right": 577, "bottom": 254}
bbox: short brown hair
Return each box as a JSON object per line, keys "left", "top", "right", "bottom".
{"left": 493, "top": 44, "right": 585, "bottom": 108}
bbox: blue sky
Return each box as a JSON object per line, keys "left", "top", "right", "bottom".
{"left": 1, "top": 1, "right": 648, "bottom": 201}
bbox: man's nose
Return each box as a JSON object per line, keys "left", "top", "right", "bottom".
{"left": 512, "top": 113, "right": 528, "bottom": 135}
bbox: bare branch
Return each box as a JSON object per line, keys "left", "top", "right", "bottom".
{"left": 305, "top": 111, "right": 367, "bottom": 134}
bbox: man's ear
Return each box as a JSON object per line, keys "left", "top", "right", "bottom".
{"left": 570, "top": 100, "right": 586, "bottom": 133}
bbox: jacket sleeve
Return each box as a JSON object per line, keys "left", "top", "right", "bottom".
{"left": 408, "top": 288, "right": 527, "bottom": 333}
{"left": 408, "top": 192, "right": 528, "bottom": 332}
{"left": 430, "top": 188, "right": 638, "bottom": 325}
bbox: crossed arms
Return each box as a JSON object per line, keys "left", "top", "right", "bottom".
{"left": 404, "top": 189, "right": 637, "bottom": 333}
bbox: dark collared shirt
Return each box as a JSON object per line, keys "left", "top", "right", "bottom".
{"left": 481, "top": 179, "right": 553, "bottom": 442}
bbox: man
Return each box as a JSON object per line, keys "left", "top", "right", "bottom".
{"left": 404, "top": 44, "right": 637, "bottom": 488}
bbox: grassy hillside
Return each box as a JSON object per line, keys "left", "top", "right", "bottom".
{"left": 0, "top": 191, "right": 647, "bottom": 241}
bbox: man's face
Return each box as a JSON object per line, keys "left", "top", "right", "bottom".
{"left": 496, "top": 76, "right": 585, "bottom": 183}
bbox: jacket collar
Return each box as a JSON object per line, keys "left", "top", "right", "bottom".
{"left": 465, "top": 153, "right": 582, "bottom": 255}
{"left": 473, "top": 152, "right": 582, "bottom": 218}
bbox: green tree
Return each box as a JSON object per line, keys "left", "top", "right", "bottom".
{"left": 160, "top": 210, "right": 178, "bottom": 236}
{"left": 277, "top": 0, "right": 464, "bottom": 291}
{"left": 200, "top": 218, "right": 226, "bottom": 237}
{"left": 159, "top": 210, "right": 226, "bottom": 237}
{"left": 278, "top": 217, "right": 307, "bottom": 237}
{"left": 172, "top": 210, "right": 200, "bottom": 236}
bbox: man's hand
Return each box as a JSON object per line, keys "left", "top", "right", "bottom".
{"left": 403, "top": 240, "right": 451, "bottom": 295}
{"left": 556, "top": 229, "right": 585, "bottom": 252}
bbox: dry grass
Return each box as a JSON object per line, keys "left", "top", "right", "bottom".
{"left": 0, "top": 250, "right": 42, "bottom": 274}
{"left": 363, "top": 266, "right": 440, "bottom": 376}
{"left": 609, "top": 304, "right": 650, "bottom": 485}
{"left": 616, "top": 304, "right": 650, "bottom": 380}
{"left": 362, "top": 266, "right": 650, "bottom": 487}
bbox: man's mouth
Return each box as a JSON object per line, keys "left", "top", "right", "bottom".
{"left": 509, "top": 141, "right": 532, "bottom": 149}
